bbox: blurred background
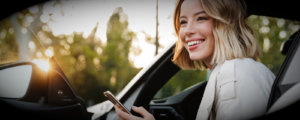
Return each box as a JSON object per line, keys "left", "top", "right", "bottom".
{"left": 0, "top": 0, "right": 299, "bottom": 107}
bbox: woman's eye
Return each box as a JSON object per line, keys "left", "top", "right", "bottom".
{"left": 197, "top": 17, "right": 207, "bottom": 21}
{"left": 180, "top": 21, "right": 187, "bottom": 25}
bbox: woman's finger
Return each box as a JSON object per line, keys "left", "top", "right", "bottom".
{"left": 115, "top": 105, "right": 146, "bottom": 120}
{"left": 131, "top": 106, "right": 155, "bottom": 120}
{"left": 114, "top": 105, "right": 130, "bottom": 120}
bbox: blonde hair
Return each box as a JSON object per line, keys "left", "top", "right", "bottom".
{"left": 172, "top": 0, "right": 261, "bottom": 70}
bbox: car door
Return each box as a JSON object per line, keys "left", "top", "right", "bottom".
{"left": 91, "top": 41, "right": 208, "bottom": 120}
{"left": 0, "top": 57, "right": 92, "bottom": 120}
{"left": 0, "top": 1, "right": 93, "bottom": 119}
{"left": 95, "top": 19, "right": 300, "bottom": 120}
{"left": 252, "top": 30, "right": 300, "bottom": 119}
{"left": 88, "top": 39, "right": 179, "bottom": 120}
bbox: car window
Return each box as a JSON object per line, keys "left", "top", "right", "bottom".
{"left": 153, "top": 69, "right": 208, "bottom": 99}
{"left": 281, "top": 43, "right": 300, "bottom": 85}
{"left": 0, "top": 0, "right": 179, "bottom": 107}
{"left": 247, "top": 15, "right": 299, "bottom": 75}
{"left": 153, "top": 15, "right": 300, "bottom": 99}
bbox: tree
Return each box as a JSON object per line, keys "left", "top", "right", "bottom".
{"left": 45, "top": 6, "right": 142, "bottom": 105}
{"left": 103, "top": 7, "right": 141, "bottom": 94}
{"left": 0, "top": 17, "right": 18, "bottom": 65}
{"left": 6, "top": 1, "right": 142, "bottom": 105}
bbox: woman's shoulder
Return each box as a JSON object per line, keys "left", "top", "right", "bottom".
{"left": 218, "top": 58, "right": 275, "bottom": 80}
{"left": 220, "top": 58, "right": 270, "bottom": 72}
{"left": 224, "top": 58, "right": 262, "bottom": 66}
{"left": 217, "top": 58, "right": 275, "bottom": 90}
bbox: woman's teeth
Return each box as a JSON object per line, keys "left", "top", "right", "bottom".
{"left": 188, "top": 40, "right": 203, "bottom": 46}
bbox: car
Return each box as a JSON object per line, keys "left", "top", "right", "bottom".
{"left": 1, "top": 0, "right": 300, "bottom": 120}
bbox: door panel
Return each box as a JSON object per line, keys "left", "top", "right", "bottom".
{"left": 0, "top": 58, "right": 91, "bottom": 120}
{"left": 150, "top": 81, "right": 207, "bottom": 120}
{"left": 2, "top": 99, "right": 85, "bottom": 120}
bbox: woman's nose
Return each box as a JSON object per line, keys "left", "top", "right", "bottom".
{"left": 184, "top": 23, "right": 196, "bottom": 36}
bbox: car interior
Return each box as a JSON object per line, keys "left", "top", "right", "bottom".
{"left": 100, "top": 22, "right": 300, "bottom": 120}
{"left": 1, "top": 0, "right": 300, "bottom": 120}
{"left": 116, "top": 28, "right": 300, "bottom": 120}
{"left": 103, "top": 0, "right": 300, "bottom": 119}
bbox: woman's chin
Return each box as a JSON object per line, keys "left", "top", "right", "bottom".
{"left": 189, "top": 55, "right": 202, "bottom": 61}
{"left": 189, "top": 52, "right": 211, "bottom": 61}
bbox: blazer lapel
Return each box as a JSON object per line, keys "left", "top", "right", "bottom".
{"left": 196, "top": 63, "right": 223, "bottom": 120}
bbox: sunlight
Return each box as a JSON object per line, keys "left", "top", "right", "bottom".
{"left": 32, "top": 59, "right": 50, "bottom": 72}
{"left": 42, "top": 0, "right": 177, "bottom": 68}
{"left": 45, "top": 49, "right": 54, "bottom": 57}
{"left": 28, "top": 41, "right": 35, "bottom": 49}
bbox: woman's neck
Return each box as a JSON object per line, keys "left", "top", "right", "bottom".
{"left": 206, "top": 63, "right": 213, "bottom": 70}
{"left": 203, "top": 60, "right": 213, "bottom": 70}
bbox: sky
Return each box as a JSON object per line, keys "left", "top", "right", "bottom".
{"left": 39, "top": 0, "right": 178, "bottom": 68}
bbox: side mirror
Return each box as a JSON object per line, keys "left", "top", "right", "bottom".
{"left": 0, "top": 64, "right": 33, "bottom": 98}
{"left": 0, "top": 59, "right": 80, "bottom": 104}
{"left": 0, "top": 62, "right": 48, "bottom": 102}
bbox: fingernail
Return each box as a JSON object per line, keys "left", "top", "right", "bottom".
{"left": 132, "top": 106, "right": 137, "bottom": 109}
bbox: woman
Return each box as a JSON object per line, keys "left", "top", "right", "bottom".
{"left": 115, "top": 0, "right": 275, "bottom": 119}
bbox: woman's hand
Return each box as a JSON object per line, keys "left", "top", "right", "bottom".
{"left": 114, "top": 105, "right": 155, "bottom": 120}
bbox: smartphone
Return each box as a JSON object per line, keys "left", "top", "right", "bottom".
{"left": 103, "top": 91, "right": 131, "bottom": 115}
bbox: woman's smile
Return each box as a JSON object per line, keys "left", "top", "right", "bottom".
{"left": 186, "top": 38, "right": 205, "bottom": 50}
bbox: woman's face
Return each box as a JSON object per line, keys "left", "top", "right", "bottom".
{"left": 179, "top": 0, "right": 215, "bottom": 65}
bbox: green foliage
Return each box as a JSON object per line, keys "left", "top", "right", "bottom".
{"left": 102, "top": 7, "right": 141, "bottom": 94}
{"left": 50, "top": 7, "right": 142, "bottom": 105}
{"left": 5, "top": 5, "right": 142, "bottom": 105}
{"left": 0, "top": 18, "right": 18, "bottom": 65}
{"left": 247, "top": 15, "right": 299, "bottom": 75}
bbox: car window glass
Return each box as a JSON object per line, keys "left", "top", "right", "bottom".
{"left": 153, "top": 15, "right": 300, "bottom": 99}
{"left": 281, "top": 44, "right": 300, "bottom": 85}
{"left": 153, "top": 69, "right": 207, "bottom": 99}
{"left": 247, "top": 15, "right": 299, "bottom": 75}
{"left": 2, "top": 0, "right": 179, "bottom": 106}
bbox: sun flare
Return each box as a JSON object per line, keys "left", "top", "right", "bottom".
{"left": 45, "top": 49, "right": 54, "bottom": 57}
{"left": 32, "top": 59, "right": 50, "bottom": 72}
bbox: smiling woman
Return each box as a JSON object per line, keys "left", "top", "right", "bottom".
{"left": 173, "top": 0, "right": 260, "bottom": 70}
{"left": 173, "top": 0, "right": 274, "bottom": 119}
{"left": 177, "top": 2, "right": 215, "bottom": 69}
{"left": 115, "top": 0, "right": 275, "bottom": 120}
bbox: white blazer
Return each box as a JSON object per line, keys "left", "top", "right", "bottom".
{"left": 196, "top": 58, "right": 275, "bottom": 120}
